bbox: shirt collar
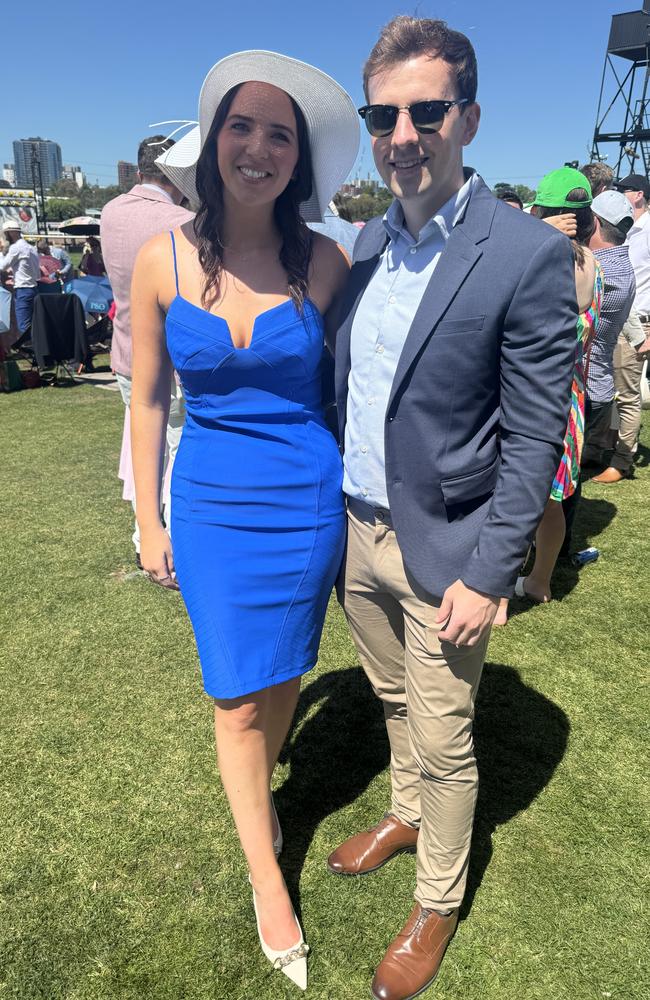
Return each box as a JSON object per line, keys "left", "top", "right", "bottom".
{"left": 139, "top": 182, "right": 175, "bottom": 204}
{"left": 383, "top": 169, "right": 478, "bottom": 247}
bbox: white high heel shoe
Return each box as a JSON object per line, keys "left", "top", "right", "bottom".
{"left": 270, "top": 794, "right": 283, "bottom": 858}
{"left": 251, "top": 885, "right": 309, "bottom": 990}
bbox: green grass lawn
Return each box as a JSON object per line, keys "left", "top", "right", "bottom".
{"left": 1, "top": 382, "right": 648, "bottom": 1000}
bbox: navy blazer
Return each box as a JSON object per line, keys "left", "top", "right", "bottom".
{"left": 335, "top": 176, "right": 578, "bottom": 598}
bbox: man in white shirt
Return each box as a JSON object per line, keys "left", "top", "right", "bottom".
{"left": 594, "top": 173, "right": 650, "bottom": 482}
{"left": 0, "top": 220, "right": 40, "bottom": 338}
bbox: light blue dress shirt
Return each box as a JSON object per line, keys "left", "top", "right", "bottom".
{"left": 343, "top": 172, "right": 478, "bottom": 508}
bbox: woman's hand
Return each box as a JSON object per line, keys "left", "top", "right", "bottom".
{"left": 140, "top": 523, "right": 179, "bottom": 590}
{"left": 543, "top": 213, "right": 577, "bottom": 238}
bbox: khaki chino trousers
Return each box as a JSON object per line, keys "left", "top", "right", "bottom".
{"left": 611, "top": 331, "right": 647, "bottom": 473}
{"left": 341, "top": 502, "right": 489, "bottom": 911}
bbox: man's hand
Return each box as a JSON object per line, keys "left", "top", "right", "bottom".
{"left": 543, "top": 213, "right": 577, "bottom": 238}
{"left": 635, "top": 334, "right": 650, "bottom": 356}
{"left": 436, "top": 579, "right": 499, "bottom": 646}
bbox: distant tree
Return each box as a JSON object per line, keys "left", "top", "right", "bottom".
{"left": 79, "top": 184, "right": 121, "bottom": 212}
{"left": 49, "top": 178, "right": 83, "bottom": 199}
{"left": 493, "top": 181, "right": 536, "bottom": 204}
{"left": 513, "top": 184, "right": 536, "bottom": 204}
{"left": 335, "top": 185, "right": 393, "bottom": 222}
{"left": 46, "top": 197, "right": 83, "bottom": 220}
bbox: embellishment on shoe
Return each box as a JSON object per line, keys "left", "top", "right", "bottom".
{"left": 272, "top": 943, "right": 310, "bottom": 970}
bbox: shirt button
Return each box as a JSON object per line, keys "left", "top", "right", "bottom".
{"left": 410, "top": 248, "right": 417, "bottom": 254}
{"left": 361, "top": 445, "right": 368, "bottom": 453}
{"left": 362, "top": 488, "right": 368, "bottom": 497}
{"left": 367, "top": 397, "right": 375, "bottom": 406}
{"left": 376, "top": 344, "right": 385, "bottom": 354}
{"left": 388, "top": 295, "right": 396, "bottom": 304}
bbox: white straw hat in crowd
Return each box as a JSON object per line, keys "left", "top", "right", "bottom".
{"left": 155, "top": 50, "right": 360, "bottom": 223}
{"left": 2, "top": 219, "right": 22, "bottom": 232}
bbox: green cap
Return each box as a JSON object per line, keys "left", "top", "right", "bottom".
{"left": 533, "top": 167, "right": 592, "bottom": 209}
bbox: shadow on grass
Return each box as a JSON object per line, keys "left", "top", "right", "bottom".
{"left": 275, "top": 666, "right": 388, "bottom": 912}
{"left": 274, "top": 662, "right": 568, "bottom": 924}
{"left": 462, "top": 660, "right": 569, "bottom": 918}
{"left": 508, "top": 495, "right": 617, "bottom": 618}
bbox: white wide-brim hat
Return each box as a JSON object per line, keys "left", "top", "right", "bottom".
{"left": 155, "top": 50, "right": 360, "bottom": 223}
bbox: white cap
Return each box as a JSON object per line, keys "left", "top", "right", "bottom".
{"left": 592, "top": 190, "right": 634, "bottom": 232}
{"left": 2, "top": 219, "right": 22, "bottom": 233}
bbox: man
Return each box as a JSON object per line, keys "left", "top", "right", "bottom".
{"left": 594, "top": 173, "right": 650, "bottom": 482}
{"left": 100, "top": 136, "right": 193, "bottom": 564}
{"left": 0, "top": 220, "right": 40, "bottom": 341}
{"left": 580, "top": 161, "right": 614, "bottom": 198}
{"left": 582, "top": 190, "right": 636, "bottom": 463}
{"left": 330, "top": 17, "right": 577, "bottom": 1000}
{"left": 50, "top": 244, "right": 73, "bottom": 282}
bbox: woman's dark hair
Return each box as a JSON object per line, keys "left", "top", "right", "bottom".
{"left": 193, "top": 83, "right": 314, "bottom": 311}
{"left": 535, "top": 187, "right": 595, "bottom": 266}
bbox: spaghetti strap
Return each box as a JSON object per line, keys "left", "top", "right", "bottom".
{"left": 169, "top": 230, "right": 180, "bottom": 295}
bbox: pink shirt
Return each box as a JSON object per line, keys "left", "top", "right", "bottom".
{"left": 100, "top": 184, "right": 194, "bottom": 377}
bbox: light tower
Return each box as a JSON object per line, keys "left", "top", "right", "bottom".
{"left": 591, "top": 1, "right": 650, "bottom": 178}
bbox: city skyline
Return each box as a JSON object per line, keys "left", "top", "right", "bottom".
{"left": 0, "top": 1, "right": 644, "bottom": 191}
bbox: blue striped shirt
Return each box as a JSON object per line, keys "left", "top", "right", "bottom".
{"left": 588, "top": 245, "right": 636, "bottom": 403}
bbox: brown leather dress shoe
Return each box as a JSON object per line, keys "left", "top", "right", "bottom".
{"left": 371, "top": 904, "right": 459, "bottom": 1000}
{"left": 592, "top": 466, "right": 629, "bottom": 484}
{"left": 327, "top": 813, "right": 418, "bottom": 876}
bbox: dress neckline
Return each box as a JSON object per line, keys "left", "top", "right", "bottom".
{"left": 169, "top": 294, "right": 319, "bottom": 351}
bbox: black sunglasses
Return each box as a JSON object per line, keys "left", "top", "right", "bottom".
{"left": 358, "top": 99, "right": 469, "bottom": 138}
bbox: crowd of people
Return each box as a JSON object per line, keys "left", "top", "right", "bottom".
{"left": 0, "top": 225, "right": 105, "bottom": 351}
{"left": 3, "top": 15, "right": 649, "bottom": 1000}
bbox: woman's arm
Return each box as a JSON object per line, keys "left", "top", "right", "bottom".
{"left": 309, "top": 234, "right": 351, "bottom": 354}
{"left": 130, "top": 237, "right": 177, "bottom": 588}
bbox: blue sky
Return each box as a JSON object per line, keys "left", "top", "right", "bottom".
{"left": 0, "top": 0, "right": 639, "bottom": 190}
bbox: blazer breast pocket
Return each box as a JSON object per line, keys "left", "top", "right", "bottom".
{"left": 435, "top": 315, "right": 486, "bottom": 337}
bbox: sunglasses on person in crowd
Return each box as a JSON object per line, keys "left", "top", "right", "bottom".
{"left": 357, "top": 99, "right": 469, "bottom": 138}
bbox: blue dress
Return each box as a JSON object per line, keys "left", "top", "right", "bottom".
{"left": 166, "top": 233, "right": 345, "bottom": 700}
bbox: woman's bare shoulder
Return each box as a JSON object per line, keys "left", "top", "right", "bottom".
{"left": 308, "top": 231, "right": 351, "bottom": 312}
{"left": 310, "top": 231, "right": 350, "bottom": 283}
{"left": 135, "top": 231, "right": 171, "bottom": 269}
{"left": 574, "top": 246, "right": 597, "bottom": 312}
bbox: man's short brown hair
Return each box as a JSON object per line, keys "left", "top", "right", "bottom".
{"left": 363, "top": 16, "right": 478, "bottom": 104}
{"left": 580, "top": 162, "right": 614, "bottom": 199}
{"left": 137, "top": 135, "right": 175, "bottom": 181}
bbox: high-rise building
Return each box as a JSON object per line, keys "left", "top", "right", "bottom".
{"left": 62, "top": 163, "right": 86, "bottom": 189}
{"left": 13, "top": 138, "right": 63, "bottom": 189}
{"left": 2, "top": 164, "right": 15, "bottom": 187}
{"left": 118, "top": 161, "right": 138, "bottom": 191}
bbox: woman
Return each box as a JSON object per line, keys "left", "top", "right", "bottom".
{"left": 495, "top": 168, "right": 602, "bottom": 622}
{"left": 130, "top": 51, "right": 359, "bottom": 989}
{"left": 79, "top": 235, "right": 106, "bottom": 276}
